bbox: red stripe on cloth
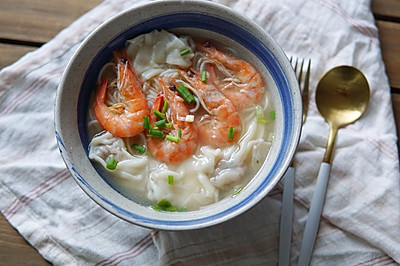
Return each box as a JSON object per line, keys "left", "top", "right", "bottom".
{"left": 113, "top": 236, "right": 155, "bottom": 266}
{"left": 0, "top": 66, "right": 64, "bottom": 116}
{"left": 312, "top": 0, "right": 378, "bottom": 42}
{"left": 0, "top": 78, "right": 44, "bottom": 116}
{"left": 95, "top": 232, "right": 156, "bottom": 266}
{"left": 346, "top": 127, "right": 399, "bottom": 162}
{"left": 2, "top": 169, "right": 70, "bottom": 220}
{"left": 355, "top": 254, "right": 394, "bottom": 265}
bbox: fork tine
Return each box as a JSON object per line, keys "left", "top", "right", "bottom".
{"left": 301, "top": 59, "right": 311, "bottom": 124}
{"left": 297, "top": 59, "right": 304, "bottom": 86}
{"left": 290, "top": 57, "right": 311, "bottom": 123}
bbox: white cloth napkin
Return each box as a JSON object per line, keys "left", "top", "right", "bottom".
{"left": 1, "top": 0, "right": 399, "bottom": 265}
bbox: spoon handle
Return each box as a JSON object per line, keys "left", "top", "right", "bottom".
{"left": 279, "top": 166, "right": 295, "bottom": 266}
{"left": 297, "top": 162, "right": 331, "bottom": 266}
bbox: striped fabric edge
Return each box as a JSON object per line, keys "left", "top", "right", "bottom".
{"left": 0, "top": 177, "right": 78, "bottom": 265}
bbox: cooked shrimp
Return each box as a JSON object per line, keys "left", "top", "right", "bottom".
{"left": 147, "top": 80, "right": 198, "bottom": 163}
{"left": 197, "top": 42, "right": 265, "bottom": 110}
{"left": 178, "top": 69, "right": 241, "bottom": 148}
{"left": 93, "top": 51, "right": 149, "bottom": 138}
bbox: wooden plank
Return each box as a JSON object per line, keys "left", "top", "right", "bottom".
{"left": 0, "top": 0, "right": 103, "bottom": 44}
{"left": 375, "top": 20, "right": 400, "bottom": 90}
{"left": 0, "top": 214, "right": 50, "bottom": 265}
{"left": 0, "top": 43, "right": 37, "bottom": 70}
{"left": 391, "top": 93, "right": 400, "bottom": 149}
{"left": 371, "top": 0, "right": 400, "bottom": 19}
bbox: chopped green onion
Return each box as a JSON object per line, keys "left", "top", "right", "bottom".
{"left": 257, "top": 118, "right": 268, "bottom": 124}
{"left": 166, "top": 206, "right": 177, "bottom": 212}
{"left": 106, "top": 157, "right": 117, "bottom": 170}
{"left": 166, "top": 134, "right": 179, "bottom": 143}
{"left": 151, "top": 205, "right": 162, "bottom": 212}
{"left": 178, "top": 128, "right": 182, "bottom": 138}
{"left": 233, "top": 187, "right": 243, "bottom": 196}
{"left": 166, "top": 122, "right": 174, "bottom": 127}
{"left": 143, "top": 116, "right": 150, "bottom": 129}
{"left": 151, "top": 199, "right": 186, "bottom": 212}
{"left": 177, "top": 84, "right": 195, "bottom": 104}
{"left": 179, "top": 48, "right": 190, "bottom": 56}
{"left": 147, "top": 129, "right": 164, "bottom": 138}
{"left": 162, "top": 100, "right": 168, "bottom": 113}
{"left": 255, "top": 106, "right": 267, "bottom": 124}
{"left": 157, "top": 198, "right": 172, "bottom": 208}
{"left": 153, "top": 109, "right": 165, "bottom": 120}
{"left": 270, "top": 110, "right": 276, "bottom": 120}
{"left": 155, "top": 119, "right": 166, "bottom": 129}
{"left": 228, "top": 126, "right": 235, "bottom": 140}
{"left": 132, "top": 144, "right": 146, "bottom": 155}
{"left": 201, "top": 71, "right": 207, "bottom": 82}
{"left": 168, "top": 175, "right": 174, "bottom": 185}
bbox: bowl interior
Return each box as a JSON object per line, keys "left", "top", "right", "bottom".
{"left": 55, "top": 0, "right": 301, "bottom": 230}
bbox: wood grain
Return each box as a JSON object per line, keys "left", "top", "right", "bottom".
{"left": 0, "top": 0, "right": 103, "bottom": 44}
{"left": 392, "top": 94, "right": 400, "bottom": 149}
{"left": 375, "top": 21, "right": 400, "bottom": 90}
{"left": 0, "top": 214, "right": 50, "bottom": 265}
{"left": 371, "top": 0, "right": 400, "bottom": 19}
{"left": 0, "top": 43, "right": 36, "bottom": 69}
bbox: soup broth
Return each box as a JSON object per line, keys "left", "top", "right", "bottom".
{"left": 87, "top": 29, "right": 275, "bottom": 211}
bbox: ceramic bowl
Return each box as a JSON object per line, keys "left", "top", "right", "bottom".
{"left": 55, "top": 0, "right": 302, "bottom": 230}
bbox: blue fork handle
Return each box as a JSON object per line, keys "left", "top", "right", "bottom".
{"left": 279, "top": 166, "right": 295, "bottom": 266}
{"left": 297, "top": 162, "right": 331, "bottom": 266}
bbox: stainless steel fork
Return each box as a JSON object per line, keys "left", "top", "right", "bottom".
{"left": 278, "top": 57, "right": 311, "bottom": 266}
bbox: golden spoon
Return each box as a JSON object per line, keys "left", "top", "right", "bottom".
{"left": 297, "top": 66, "right": 370, "bottom": 266}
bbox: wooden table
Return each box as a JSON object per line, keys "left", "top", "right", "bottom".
{"left": 0, "top": 0, "right": 399, "bottom": 264}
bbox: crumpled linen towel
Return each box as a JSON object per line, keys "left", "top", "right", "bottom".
{"left": 0, "top": 0, "right": 399, "bottom": 265}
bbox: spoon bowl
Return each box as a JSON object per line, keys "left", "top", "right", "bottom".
{"left": 298, "top": 65, "right": 370, "bottom": 266}
{"left": 317, "top": 66, "right": 370, "bottom": 132}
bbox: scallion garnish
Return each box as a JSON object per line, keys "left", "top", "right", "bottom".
{"left": 255, "top": 106, "right": 267, "bottom": 124}
{"left": 178, "top": 128, "right": 182, "bottom": 138}
{"left": 168, "top": 175, "right": 174, "bottom": 185}
{"left": 177, "top": 84, "right": 195, "bottom": 104}
{"left": 147, "top": 129, "right": 164, "bottom": 138}
{"left": 233, "top": 187, "right": 243, "bottom": 196}
{"left": 270, "top": 110, "right": 276, "bottom": 120}
{"left": 166, "top": 122, "right": 174, "bottom": 127}
{"left": 257, "top": 118, "right": 268, "bottom": 124}
{"left": 132, "top": 144, "right": 146, "bottom": 155}
{"left": 153, "top": 109, "right": 165, "bottom": 120}
{"left": 157, "top": 198, "right": 172, "bottom": 208}
{"left": 162, "top": 100, "right": 168, "bottom": 113}
{"left": 106, "top": 157, "right": 117, "bottom": 170}
{"left": 143, "top": 116, "right": 150, "bottom": 129}
{"left": 151, "top": 199, "right": 186, "bottom": 212}
{"left": 166, "top": 206, "right": 177, "bottom": 212}
{"left": 201, "top": 71, "right": 207, "bottom": 82}
{"left": 166, "top": 134, "right": 179, "bottom": 143}
{"left": 155, "top": 119, "right": 166, "bottom": 129}
{"left": 179, "top": 48, "right": 190, "bottom": 56}
{"left": 228, "top": 126, "right": 235, "bottom": 140}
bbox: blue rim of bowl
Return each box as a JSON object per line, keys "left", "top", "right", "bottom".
{"left": 73, "top": 11, "right": 297, "bottom": 228}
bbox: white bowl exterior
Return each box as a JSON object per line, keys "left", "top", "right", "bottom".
{"left": 55, "top": 0, "right": 302, "bottom": 230}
